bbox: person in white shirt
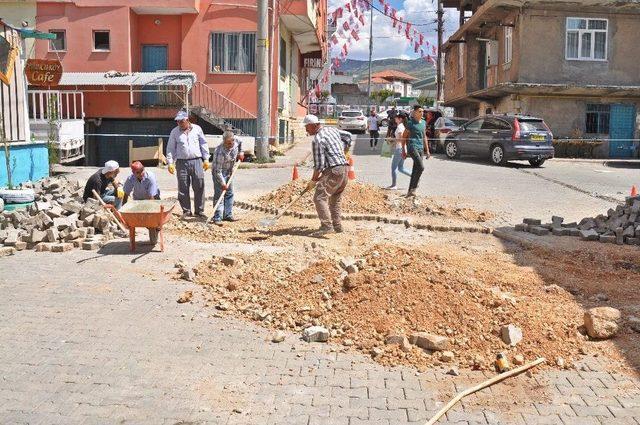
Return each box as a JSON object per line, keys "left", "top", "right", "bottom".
{"left": 367, "top": 111, "right": 379, "bottom": 151}
{"left": 387, "top": 112, "right": 411, "bottom": 190}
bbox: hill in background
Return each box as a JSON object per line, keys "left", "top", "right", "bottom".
{"left": 337, "top": 58, "right": 436, "bottom": 81}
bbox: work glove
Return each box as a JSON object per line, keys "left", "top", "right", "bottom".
{"left": 306, "top": 180, "right": 317, "bottom": 191}
{"left": 168, "top": 164, "right": 176, "bottom": 174}
{"left": 203, "top": 161, "right": 210, "bottom": 171}
{"left": 116, "top": 187, "right": 125, "bottom": 199}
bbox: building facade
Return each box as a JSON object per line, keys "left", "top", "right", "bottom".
{"left": 33, "top": 0, "right": 327, "bottom": 164}
{"left": 442, "top": 0, "right": 640, "bottom": 158}
{"left": 358, "top": 70, "right": 419, "bottom": 98}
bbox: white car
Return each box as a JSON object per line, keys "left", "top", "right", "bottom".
{"left": 338, "top": 110, "right": 367, "bottom": 133}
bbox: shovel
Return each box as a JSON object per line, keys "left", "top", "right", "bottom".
{"left": 208, "top": 160, "right": 241, "bottom": 224}
{"left": 258, "top": 185, "right": 313, "bottom": 228}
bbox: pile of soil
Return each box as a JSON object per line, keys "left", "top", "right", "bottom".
{"left": 255, "top": 180, "right": 494, "bottom": 223}
{"left": 193, "top": 238, "right": 636, "bottom": 371}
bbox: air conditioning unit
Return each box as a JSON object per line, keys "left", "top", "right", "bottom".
{"left": 278, "top": 91, "right": 285, "bottom": 110}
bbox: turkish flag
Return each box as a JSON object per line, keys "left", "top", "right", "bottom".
{"left": 358, "top": 14, "right": 365, "bottom": 26}
{"left": 351, "top": 30, "right": 360, "bottom": 41}
{"left": 331, "top": 34, "right": 339, "bottom": 45}
{"left": 343, "top": 21, "right": 350, "bottom": 31}
{"left": 345, "top": 2, "right": 351, "bottom": 12}
{"left": 419, "top": 34, "right": 424, "bottom": 45}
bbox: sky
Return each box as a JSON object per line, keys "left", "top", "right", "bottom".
{"left": 328, "top": 0, "right": 459, "bottom": 61}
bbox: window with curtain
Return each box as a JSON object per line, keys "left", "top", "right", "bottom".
{"left": 457, "top": 43, "right": 464, "bottom": 79}
{"left": 504, "top": 27, "right": 512, "bottom": 64}
{"left": 566, "top": 18, "right": 607, "bottom": 61}
{"left": 210, "top": 32, "right": 256, "bottom": 73}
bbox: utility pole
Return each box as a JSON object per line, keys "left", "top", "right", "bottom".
{"left": 436, "top": 0, "right": 444, "bottom": 105}
{"left": 366, "top": 5, "right": 373, "bottom": 112}
{"left": 256, "top": 0, "right": 270, "bottom": 161}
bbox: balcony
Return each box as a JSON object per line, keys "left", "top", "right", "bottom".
{"left": 281, "top": 0, "right": 322, "bottom": 54}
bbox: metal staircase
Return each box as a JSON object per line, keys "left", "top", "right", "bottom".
{"left": 190, "top": 82, "right": 257, "bottom": 136}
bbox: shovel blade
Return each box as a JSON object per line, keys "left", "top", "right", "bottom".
{"left": 259, "top": 217, "right": 277, "bottom": 228}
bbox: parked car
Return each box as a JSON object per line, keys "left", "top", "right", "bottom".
{"left": 433, "top": 117, "right": 468, "bottom": 153}
{"left": 443, "top": 114, "right": 554, "bottom": 167}
{"left": 422, "top": 108, "right": 443, "bottom": 153}
{"left": 338, "top": 110, "right": 367, "bottom": 133}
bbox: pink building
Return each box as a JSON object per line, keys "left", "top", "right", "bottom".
{"left": 34, "top": 0, "right": 327, "bottom": 165}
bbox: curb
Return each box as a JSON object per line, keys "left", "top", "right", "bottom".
{"left": 235, "top": 201, "right": 492, "bottom": 234}
{"left": 551, "top": 158, "right": 640, "bottom": 165}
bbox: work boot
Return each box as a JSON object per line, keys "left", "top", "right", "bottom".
{"left": 195, "top": 212, "right": 208, "bottom": 220}
{"left": 223, "top": 217, "right": 239, "bottom": 222}
{"left": 313, "top": 225, "right": 334, "bottom": 236}
{"left": 213, "top": 221, "right": 223, "bottom": 227}
{"left": 406, "top": 189, "right": 416, "bottom": 198}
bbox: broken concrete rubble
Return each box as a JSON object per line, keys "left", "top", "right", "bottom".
{"left": 517, "top": 195, "right": 640, "bottom": 246}
{"left": 0, "top": 176, "right": 126, "bottom": 254}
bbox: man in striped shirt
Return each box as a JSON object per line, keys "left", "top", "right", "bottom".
{"left": 303, "top": 114, "right": 349, "bottom": 234}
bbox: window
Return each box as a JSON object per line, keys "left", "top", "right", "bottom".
{"left": 93, "top": 30, "right": 110, "bottom": 51}
{"left": 210, "top": 32, "right": 256, "bottom": 73}
{"left": 279, "top": 37, "right": 287, "bottom": 79}
{"left": 481, "top": 118, "right": 511, "bottom": 130}
{"left": 504, "top": 26, "right": 512, "bottom": 64}
{"left": 49, "top": 30, "right": 66, "bottom": 52}
{"left": 566, "top": 18, "right": 607, "bottom": 61}
{"left": 465, "top": 118, "right": 483, "bottom": 131}
{"left": 586, "top": 104, "right": 610, "bottom": 134}
{"left": 457, "top": 43, "right": 464, "bottom": 79}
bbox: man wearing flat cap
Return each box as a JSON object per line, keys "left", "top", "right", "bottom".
{"left": 82, "top": 160, "right": 124, "bottom": 209}
{"left": 167, "top": 110, "right": 210, "bottom": 218}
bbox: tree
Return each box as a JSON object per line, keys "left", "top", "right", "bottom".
{"left": 416, "top": 95, "right": 435, "bottom": 107}
{"left": 370, "top": 89, "right": 395, "bottom": 105}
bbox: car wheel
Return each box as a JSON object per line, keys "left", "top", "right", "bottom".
{"left": 490, "top": 144, "right": 507, "bottom": 166}
{"left": 529, "top": 158, "right": 546, "bottom": 167}
{"left": 445, "top": 140, "right": 459, "bottom": 159}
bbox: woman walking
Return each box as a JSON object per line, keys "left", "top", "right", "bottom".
{"left": 387, "top": 112, "right": 411, "bottom": 190}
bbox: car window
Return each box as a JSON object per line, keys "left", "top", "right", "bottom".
{"left": 341, "top": 111, "right": 362, "bottom": 117}
{"left": 452, "top": 119, "right": 468, "bottom": 126}
{"left": 482, "top": 118, "right": 511, "bottom": 130}
{"left": 435, "top": 117, "right": 445, "bottom": 128}
{"left": 518, "top": 119, "right": 547, "bottom": 132}
{"left": 465, "top": 119, "right": 483, "bottom": 131}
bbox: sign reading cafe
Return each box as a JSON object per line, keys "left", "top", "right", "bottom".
{"left": 25, "top": 59, "right": 63, "bottom": 86}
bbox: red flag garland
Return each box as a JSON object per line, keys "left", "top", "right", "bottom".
{"left": 331, "top": 34, "right": 339, "bottom": 45}
{"left": 351, "top": 29, "right": 360, "bottom": 41}
{"left": 343, "top": 21, "right": 350, "bottom": 31}
{"left": 358, "top": 13, "right": 365, "bottom": 26}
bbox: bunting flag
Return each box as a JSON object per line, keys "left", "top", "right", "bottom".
{"left": 342, "top": 21, "right": 350, "bottom": 31}
{"left": 432, "top": 45, "right": 437, "bottom": 55}
{"left": 419, "top": 33, "right": 424, "bottom": 45}
{"left": 331, "top": 34, "right": 339, "bottom": 45}
{"left": 350, "top": 0, "right": 356, "bottom": 10}
{"left": 345, "top": 2, "right": 351, "bottom": 12}
{"left": 383, "top": 3, "right": 389, "bottom": 14}
{"left": 358, "top": 13, "right": 365, "bottom": 26}
{"left": 351, "top": 29, "right": 360, "bottom": 41}
{"left": 354, "top": 9, "right": 359, "bottom": 18}
{"left": 414, "top": 42, "right": 419, "bottom": 53}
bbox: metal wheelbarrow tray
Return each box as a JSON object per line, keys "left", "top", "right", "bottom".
{"left": 112, "top": 200, "right": 177, "bottom": 252}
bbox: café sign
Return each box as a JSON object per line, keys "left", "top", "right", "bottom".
{"left": 25, "top": 59, "right": 63, "bottom": 86}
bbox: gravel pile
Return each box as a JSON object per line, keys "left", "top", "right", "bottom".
{"left": 256, "top": 180, "right": 494, "bottom": 223}
{"left": 516, "top": 195, "right": 640, "bottom": 245}
{"left": 190, "top": 241, "right": 636, "bottom": 371}
{"left": 0, "top": 177, "right": 125, "bottom": 255}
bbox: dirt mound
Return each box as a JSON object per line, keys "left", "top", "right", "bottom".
{"left": 193, "top": 240, "right": 633, "bottom": 371}
{"left": 255, "top": 180, "right": 494, "bottom": 223}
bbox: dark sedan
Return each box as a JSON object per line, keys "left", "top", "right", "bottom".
{"left": 443, "top": 114, "right": 554, "bottom": 167}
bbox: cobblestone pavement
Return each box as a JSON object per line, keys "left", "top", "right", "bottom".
{"left": 2, "top": 233, "right": 640, "bottom": 425}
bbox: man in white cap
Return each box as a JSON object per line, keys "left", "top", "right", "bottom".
{"left": 82, "top": 160, "right": 124, "bottom": 209}
{"left": 303, "top": 114, "right": 349, "bottom": 234}
{"left": 166, "top": 110, "right": 210, "bottom": 218}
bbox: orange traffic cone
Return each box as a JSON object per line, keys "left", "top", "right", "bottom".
{"left": 348, "top": 157, "right": 356, "bottom": 180}
{"left": 292, "top": 164, "right": 299, "bottom": 181}
{"left": 632, "top": 185, "right": 638, "bottom": 197}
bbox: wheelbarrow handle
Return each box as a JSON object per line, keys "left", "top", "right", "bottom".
{"left": 209, "top": 160, "right": 242, "bottom": 223}
{"left": 92, "top": 189, "right": 129, "bottom": 231}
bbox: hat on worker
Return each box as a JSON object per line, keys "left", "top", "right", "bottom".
{"left": 174, "top": 110, "right": 189, "bottom": 121}
{"left": 302, "top": 114, "right": 319, "bottom": 125}
{"left": 102, "top": 160, "right": 119, "bottom": 174}
{"left": 130, "top": 161, "right": 144, "bottom": 173}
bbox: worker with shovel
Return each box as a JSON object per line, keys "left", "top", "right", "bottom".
{"left": 303, "top": 114, "right": 349, "bottom": 234}
{"left": 211, "top": 130, "right": 244, "bottom": 226}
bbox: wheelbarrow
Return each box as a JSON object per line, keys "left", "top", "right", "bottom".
{"left": 103, "top": 199, "right": 177, "bottom": 253}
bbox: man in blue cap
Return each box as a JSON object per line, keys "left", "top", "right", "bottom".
{"left": 166, "top": 110, "right": 210, "bottom": 218}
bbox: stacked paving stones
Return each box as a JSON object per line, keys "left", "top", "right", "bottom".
{"left": 515, "top": 195, "right": 640, "bottom": 246}
{"left": 0, "top": 177, "right": 124, "bottom": 256}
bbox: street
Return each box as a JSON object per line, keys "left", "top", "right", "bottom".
{"left": 1, "top": 136, "right": 640, "bottom": 424}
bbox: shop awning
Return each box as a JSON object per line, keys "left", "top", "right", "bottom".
{"left": 57, "top": 71, "right": 197, "bottom": 89}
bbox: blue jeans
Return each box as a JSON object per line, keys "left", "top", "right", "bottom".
{"left": 102, "top": 189, "right": 122, "bottom": 210}
{"left": 213, "top": 172, "right": 234, "bottom": 222}
{"left": 391, "top": 148, "right": 411, "bottom": 186}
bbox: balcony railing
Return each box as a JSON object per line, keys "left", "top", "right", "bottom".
{"left": 191, "top": 81, "right": 256, "bottom": 120}
{"left": 28, "top": 90, "right": 84, "bottom": 122}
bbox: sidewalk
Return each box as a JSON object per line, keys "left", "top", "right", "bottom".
{"left": 240, "top": 139, "right": 312, "bottom": 169}
{"left": 552, "top": 157, "right": 640, "bottom": 166}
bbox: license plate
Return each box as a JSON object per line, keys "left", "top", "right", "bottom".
{"left": 530, "top": 135, "right": 545, "bottom": 141}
